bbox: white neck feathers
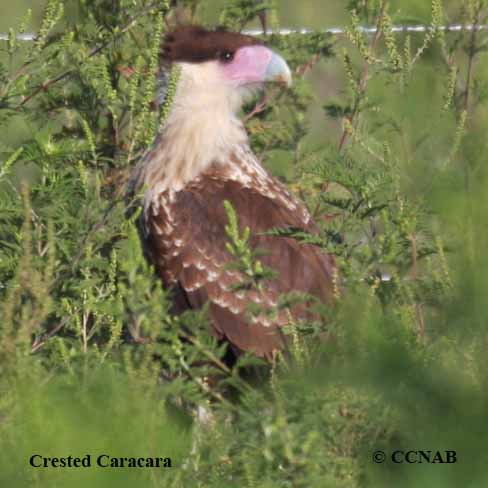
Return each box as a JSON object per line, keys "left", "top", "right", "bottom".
{"left": 140, "top": 62, "right": 249, "bottom": 193}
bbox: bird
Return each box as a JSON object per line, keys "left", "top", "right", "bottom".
{"left": 127, "top": 26, "right": 336, "bottom": 362}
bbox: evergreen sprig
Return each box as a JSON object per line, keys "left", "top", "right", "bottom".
{"left": 1, "top": 1, "right": 488, "bottom": 487}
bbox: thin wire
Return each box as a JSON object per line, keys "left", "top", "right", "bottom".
{"left": 0, "top": 33, "right": 36, "bottom": 41}
{"left": 244, "top": 24, "right": 488, "bottom": 35}
{"left": 1, "top": 24, "right": 487, "bottom": 41}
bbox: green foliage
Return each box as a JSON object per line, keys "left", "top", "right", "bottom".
{"left": 223, "top": 199, "right": 276, "bottom": 291}
{"left": 220, "top": 0, "right": 276, "bottom": 31}
{"left": 0, "top": 365, "right": 191, "bottom": 488}
{"left": 1, "top": 0, "right": 488, "bottom": 486}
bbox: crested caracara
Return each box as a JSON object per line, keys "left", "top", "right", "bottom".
{"left": 128, "top": 26, "right": 336, "bottom": 360}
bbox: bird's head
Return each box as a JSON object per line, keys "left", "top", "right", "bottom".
{"left": 159, "top": 26, "right": 292, "bottom": 111}
{"left": 142, "top": 26, "right": 292, "bottom": 190}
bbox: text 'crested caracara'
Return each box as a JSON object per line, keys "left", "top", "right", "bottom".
{"left": 128, "top": 26, "right": 336, "bottom": 360}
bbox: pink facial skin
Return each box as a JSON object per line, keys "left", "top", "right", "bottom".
{"left": 220, "top": 45, "right": 274, "bottom": 86}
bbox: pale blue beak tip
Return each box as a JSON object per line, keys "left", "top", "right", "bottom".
{"left": 265, "top": 53, "right": 292, "bottom": 87}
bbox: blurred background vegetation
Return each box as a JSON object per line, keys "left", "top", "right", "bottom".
{"left": 1, "top": 0, "right": 488, "bottom": 487}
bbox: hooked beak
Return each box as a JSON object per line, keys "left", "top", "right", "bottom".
{"left": 264, "top": 52, "right": 292, "bottom": 87}
{"left": 222, "top": 45, "right": 292, "bottom": 88}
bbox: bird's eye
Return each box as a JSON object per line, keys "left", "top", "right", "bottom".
{"left": 220, "top": 51, "right": 234, "bottom": 63}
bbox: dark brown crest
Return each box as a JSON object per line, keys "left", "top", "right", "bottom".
{"left": 161, "top": 26, "right": 261, "bottom": 63}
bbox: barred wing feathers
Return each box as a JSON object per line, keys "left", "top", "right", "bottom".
{"left": 142, "top": 165, "right": 335, "bottom": 359}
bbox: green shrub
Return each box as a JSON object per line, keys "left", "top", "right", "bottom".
{"left": 1, "top": 0, "right": 487, "bottom": 486}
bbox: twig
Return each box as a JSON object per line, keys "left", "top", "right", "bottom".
{"left": 179, "top": 327, "right": 256, "bottom": 395}
{"left": 338, "top": 1, "right": 387, "bottom": 152}
{"left": 48, "top": 196, "right": 123, "bottom": 292}
{"left": 296, "top": 52, "right": 322, "bottom": 77}
{"left": 31, "top": 316, "right": 70, "bottom": 353}
{"left": 464, "top": 7, "right": 484, "bottom": 113}
{"left": 243, "top": 89, "right": 277, "bottom": 122}
{"left": 14, "top": 2, "right": 161, "bottom": 110}
{"left": 409, "top": 233, "right": 425, "bottom": 338}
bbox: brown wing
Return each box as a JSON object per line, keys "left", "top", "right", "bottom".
{"left": 143, "top": 176, "right": 335, "bottom": 359}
